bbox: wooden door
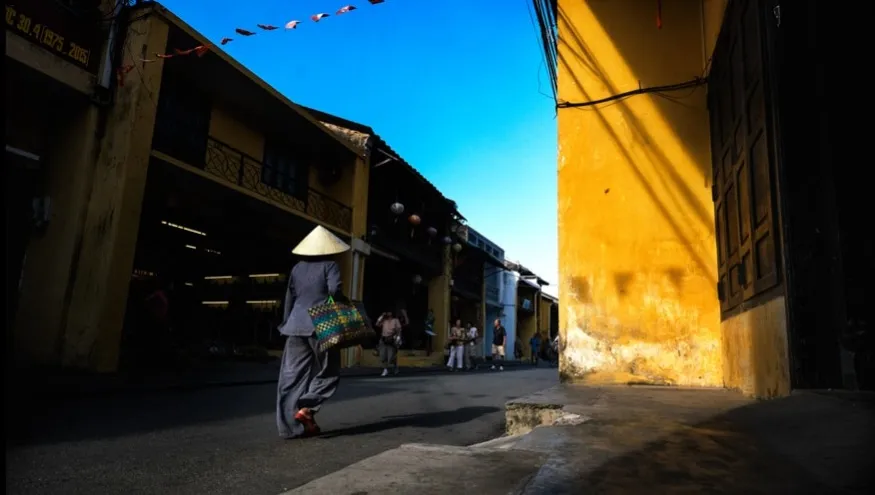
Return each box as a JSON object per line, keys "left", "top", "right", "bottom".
{"left": 708, "top": 0, "right": 781, "bottom": 316}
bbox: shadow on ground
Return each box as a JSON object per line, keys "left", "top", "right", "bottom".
{"left": 6, "top": 381, "right": 397, "bottom": 447}
{"left": 319, "top": 406, "right": 501, "bottom": 438}
{"left": 532, "top": 391, "right": 875, "bottom": 493}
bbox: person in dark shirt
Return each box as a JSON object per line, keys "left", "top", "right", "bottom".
{"left": 491, "top": 319, "right": 506, "bottom": 371}
{"left": 529, "top": 332, "right": 542, "bottom": 365}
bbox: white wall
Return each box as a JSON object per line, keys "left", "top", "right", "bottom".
{"left": 495, "top": 269, "right": 519, "bottom": 359}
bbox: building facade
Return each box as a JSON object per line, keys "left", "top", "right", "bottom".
{"left": 464, "top": 227, "right": 506, "bottom": 356}
{"left": 8, "top": 2, "right": 368, "bottom": 373}
{"left": 541, "top": 0, "right": 873, "bottom": 395}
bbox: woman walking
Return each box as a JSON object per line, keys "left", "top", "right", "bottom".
{"left": 276, "top": 226, "right": 350, "bottom": 439}
{"left": 446, "top": 319, "right": 466, "bottom": 371}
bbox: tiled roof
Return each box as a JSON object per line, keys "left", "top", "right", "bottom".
{"left": 319, "top": 122, "right": 371, "bottom": 152}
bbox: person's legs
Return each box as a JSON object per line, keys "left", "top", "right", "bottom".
{"left": 379, "top": 340, "right": 390, "bottom": 375}
{"left": 297, "top": 335, "right": 340, "bottom": 413}
{"left": 453, "top": 345, "right": 465, "bottom": 369}
{"left": 276, "top": 336, "right": 314, "bottom": 439}
{"left": 389, "top": 343, "right": 398, "bottom": 374}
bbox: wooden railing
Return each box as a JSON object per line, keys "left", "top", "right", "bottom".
{"left": 202, "top": 137, "right": 352, "bottom": 232}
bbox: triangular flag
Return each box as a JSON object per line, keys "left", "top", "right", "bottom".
{"left": 235, "top": 28, "right": 255, "bottom": 36}
{"left": 194, "top": 45, "right": 209, "bottom": 57}
{"left": 368, "top": 0, "right": 385, "bottom": 4}
{"left": 311, "top": 13, "right": 330, "bottom": 22}
{"left": 337, "top": 5, "right": 357, "bottom": 14}
{"left": 220, "top": 37, "right": 233, "bottom": 45}
{"left": 257, "top": 24, "right": 278, "bottom": 31}
{"left": 285, "top": 20, "right": 301, "bottom": 29}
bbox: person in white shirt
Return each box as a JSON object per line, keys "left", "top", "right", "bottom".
{"left": 446, "top": 319, "right": 466, "bottom": 371}
{"left": 465, "top": 322, "right": 479, "bottom": 370}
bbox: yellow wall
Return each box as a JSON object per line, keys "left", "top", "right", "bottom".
{"left": 721, "top": 297, "right": 790, "bottom": 398}
{"left": 538, "top": 296, "right": 553, "bottom": 334}
{"left": 62, "top": 14, "right": 170, "bottom": 371}
{"left": 556, "top": 0, "right": 721, "bottom": 386}
{"left": 427, "top": 246, "right": 453, "bottom": 363}
{"left": 517, "top": 287, "right": 539, "bottom": 358}
{"left": 13, "top": 104, "right": 101, "bottom": 368}
{"left": 209, "top": 106, "right": 265, "bottom": 159}
{"left": 8, "top": 0, "right": 122, "bottom": 369}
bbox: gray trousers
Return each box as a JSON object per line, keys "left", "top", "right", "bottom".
{"left": 276, "top": 334, "right": 340, "bottom": 438}
{"left": 379, "top": 339, "right": 397, "bottom": 368}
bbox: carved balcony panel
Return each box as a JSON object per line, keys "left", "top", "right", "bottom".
{"left": 202, "top": 137, "right": 351, "bottom": 232}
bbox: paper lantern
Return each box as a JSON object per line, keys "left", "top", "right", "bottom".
{"left": 442, "top": 236, "right": 452, "bottom": 245}
{"left": 390, "top": 202, "right": 405, "bottom": 215}
{"left": 408, "top": 214, "right": 421, "bottom": 226}
{"left": 412, "top": 274, "right": 423, "bottom": 284}
{"left": 452, "top": 243, "right": 463, "bottom": 253}
{"left": 426, "top": 227, "right": 438, "bottom": 237}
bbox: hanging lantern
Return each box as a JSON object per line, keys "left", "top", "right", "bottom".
{"left": 408, "top": 214, "right": 421, "bottom": 226}
{"left": 452, "top": 243, "right": 463, "bottom": 253}
{"left": 426, "top": 227, "right": 438, "bottom": 237}
{"left": 442, "top": 236, "right": 453, "bottom": 245}
{"left": 390, "top": 202, "right": 405, "bottom": 215}
{"left": 412, "top": 274, "right": 423, "bottom": 284}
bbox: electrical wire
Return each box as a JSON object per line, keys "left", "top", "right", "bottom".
{"left": 531, "top": 0, "right": 559, "bottom": 98}
{"left": 524, "top": 0, "right": 557, "bottom": 104}
{"left": 556, "top": 77, "right": 707, "bottom": 109}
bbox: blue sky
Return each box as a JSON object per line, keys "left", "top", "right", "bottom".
{"left": 161, "top": 0, "right": 559, "bottom": 294}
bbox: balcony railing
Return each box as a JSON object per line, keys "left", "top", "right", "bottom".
{"left": 203, "top": 137, "right": 352, "bottom": 232}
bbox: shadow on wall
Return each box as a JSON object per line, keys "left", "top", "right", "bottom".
{"left": 557, "top": 3, "right": 716, "bottom": 287}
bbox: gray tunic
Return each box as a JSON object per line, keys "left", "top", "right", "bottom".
{"left": 278, "top": 260, "right": 342, "bottom": 337}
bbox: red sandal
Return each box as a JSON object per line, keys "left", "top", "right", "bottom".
{"left": 294, "top": 408, "right": 321, "bottom": 436}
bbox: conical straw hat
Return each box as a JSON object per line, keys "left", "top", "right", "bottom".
{"left": 292, "top": 225, "right": 350, "bottom": 256}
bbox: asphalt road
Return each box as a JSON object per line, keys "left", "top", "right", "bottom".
{"left": 6, "top": 367, "right": 557, "bottom": 495}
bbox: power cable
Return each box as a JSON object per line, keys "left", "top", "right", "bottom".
{"left": 556, "top": 77, "right": 707, "bottom": 110}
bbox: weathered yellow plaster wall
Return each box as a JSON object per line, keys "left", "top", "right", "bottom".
{"left": 427, "top": 246, "right": 453, "bottom": 364}
{"left": 517, "top": 286, "right": 539, "bottom": 358}
{"left": 13, "top": 104, "right": 101, "bottom": 368}
{"left": 61, "top": 14, "right": 170, "bottom": 371}
{"left": 556, "top": 0, "right": 722, "bottom": 386}
{"left": 538, "top": 296, "right": 552, "bottom": 334}
{"left": 702, "top": 0, "right": 729, "bottom": 61}
{"left": 721, "top": 296, "right": 790, "bottom": 398}
{"left": 209, "top": 106, "right": 265, "bottom": 159}
{"left": 308, "top": 158, "right": 354, "bottom": 208}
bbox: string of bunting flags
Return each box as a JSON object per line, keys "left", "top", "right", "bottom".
{"left": 118, "top": 0, "right": 386, "bottom": 86}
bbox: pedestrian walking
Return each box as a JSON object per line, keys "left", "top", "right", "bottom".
{"left": 424, "top": 308, "right": 436, "bottom": 355}
{"left": 529, "top": 332, "right": 543, "bottom": 365}
{"left": 446, "top": 319, "right": 466, "bottom": 371}
{"left": 376, "top": 310, "right": 402, "bottom": 376}
{"left": 276, "top": 226, "right": 349, "bottom": 439}
{"left": 465, "top": 322, "right": 479, "bottom": 370}
{"left": 491, "top": 319, "right": 506, "bottom": 371}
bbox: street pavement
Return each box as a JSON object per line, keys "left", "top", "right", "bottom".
{"left": 6, "top": 366, "right": 557, "bottom": 495}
